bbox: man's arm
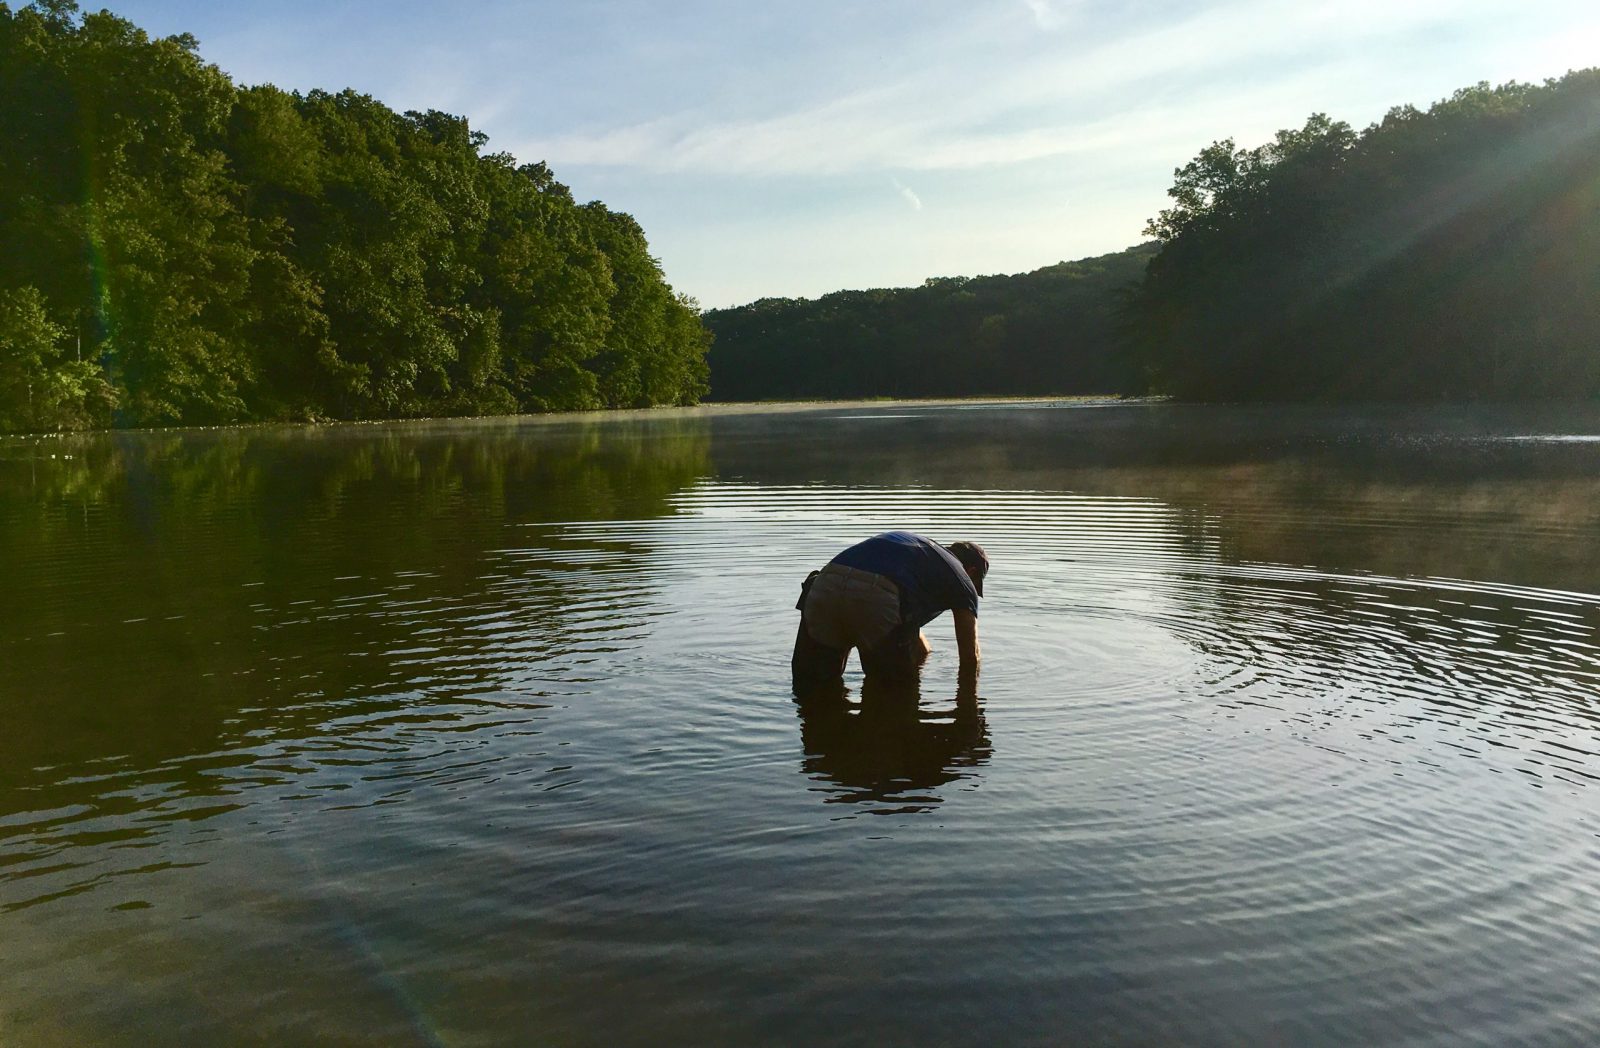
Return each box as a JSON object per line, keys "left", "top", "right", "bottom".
{"left": 952, "top": 608, "right": 980, "bottom": 671}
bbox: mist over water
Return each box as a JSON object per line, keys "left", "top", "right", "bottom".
{"left": 3, "top": 403, "right": 1600, "bottom": 1046}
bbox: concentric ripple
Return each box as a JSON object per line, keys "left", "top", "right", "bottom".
{"left": 3, "top": 405, "right": 1600, "bottom": 1046}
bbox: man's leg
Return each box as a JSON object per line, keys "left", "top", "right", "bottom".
{"left": 792, "top": 569, "right": 848, "bottom": 687}
{"left": 792, "top": 618, "right": 848, "bottom": 687}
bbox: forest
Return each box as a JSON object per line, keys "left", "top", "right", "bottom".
{"left": 0, "top": 1, "right": 709, "bottom": 433}
{"left": 1126, "top": 69, "right": 1600, "bottom": 401}
{"left": 3, "top": 0, "right": 1596, "bottom": 432}
{"left": 704, "top": 246, "right": 1153, "bottom": 401}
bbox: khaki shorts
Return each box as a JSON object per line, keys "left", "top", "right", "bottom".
{"left": 801, "top": 563, "right": 903, "bottom": 651}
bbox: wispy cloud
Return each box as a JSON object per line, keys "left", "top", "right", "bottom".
{"left": 1021, "top": 0, "right": 1066, "bottom": 31}
{"left": 892, "top": 178, "right": 924, "bottom": 210}
{"left": 518, "top": 0, "right": 1518, "bottom": 178}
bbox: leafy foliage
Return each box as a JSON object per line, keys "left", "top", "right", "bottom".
{"left": 0, "top": 285, "right": 116, "bottom": 430}
{"left": 1127, "top": 72, "right": 1600, "bottom": 401}
{"left": 704, "top": 246, "right": 1154, "bottom": 400}
{"left": 0, "top": 1, "right": 710, "bottom": 432}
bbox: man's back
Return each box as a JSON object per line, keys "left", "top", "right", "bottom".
{"left": 830, "top": 531, "right": 978, "bottom": 630}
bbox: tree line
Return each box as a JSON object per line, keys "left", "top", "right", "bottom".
{"left": 5, "top": 0, "right": 1593, "bottom": 428}
{"left": 704, "top": 246, "right": 1153, "bottom": 401}
{"left": 0, "top": 1, "right": 709, "bottom": 433}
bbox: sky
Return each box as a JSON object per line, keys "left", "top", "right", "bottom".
{"left": 103, "top": 0, "right": 1598, "bottom": 308}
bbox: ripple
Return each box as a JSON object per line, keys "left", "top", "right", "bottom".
{"left": 6, "top": 414, "right": 1600, "bottom": 1045}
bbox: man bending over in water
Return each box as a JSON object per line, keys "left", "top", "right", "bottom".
{"left": 792, "top": 531, "right": 988, "bottom": 685}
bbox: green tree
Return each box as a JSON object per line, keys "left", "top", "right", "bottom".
{"left": 0, "top": 1, "right": 711, "bottom": 431}
{"left": 0, "top": 285, "right": 115, "bottom": 431}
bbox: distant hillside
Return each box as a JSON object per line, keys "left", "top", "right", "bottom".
{"left": 704, "top": 245, "right": 1155, "bottom": 401}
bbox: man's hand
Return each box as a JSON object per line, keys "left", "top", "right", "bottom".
{"left": 952, "top": 608, "right": 980, "bottom": 670}
{"left": 956, "top": 662, "right": 980, "bottom": 712}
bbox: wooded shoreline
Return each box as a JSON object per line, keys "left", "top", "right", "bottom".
{"left": 3, "top": 2, "right": 1596, "bottom": 437}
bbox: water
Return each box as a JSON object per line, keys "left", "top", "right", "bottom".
{"left": 3, "top": 402, "right": 1599, "bottom": 1046}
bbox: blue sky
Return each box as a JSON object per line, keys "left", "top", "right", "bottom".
{"left": 106, "top": 0, "right": 1597, "bottom": 307}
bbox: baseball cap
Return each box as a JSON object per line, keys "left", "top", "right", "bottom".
{"left": 944, "top": 541, "right": 989, "bottom": 597}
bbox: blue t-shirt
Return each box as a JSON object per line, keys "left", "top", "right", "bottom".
{"left": 830, "top": 531, "right": 979, "bottom": 630}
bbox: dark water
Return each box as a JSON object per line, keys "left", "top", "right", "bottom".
{"left": 3, "top": 402, "right": 1600, "bottom": 1047}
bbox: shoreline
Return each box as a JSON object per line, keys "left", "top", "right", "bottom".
{"left": 0, "top": 395, "right": 1157, "bottom": 442}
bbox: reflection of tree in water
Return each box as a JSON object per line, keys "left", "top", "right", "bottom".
{"left": 0, "top": 417, "right": 712, "bottom": 814}
{"left": 709, "top": 403, "right": 1600, "bottom": 592}
{"left": 793, "top": 675, "right": 991, "bottom": 815}
{"left": 1117, "top": 430, "right": 1600, "bottom": 762}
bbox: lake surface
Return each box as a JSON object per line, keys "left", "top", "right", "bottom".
{"left": 3, "top": 401, "right": 1600, "bottom": 1047}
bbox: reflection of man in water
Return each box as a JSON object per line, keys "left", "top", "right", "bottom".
{"left": 793, "top": 673, "right": 990, "bottom": 812}
{"left": 792, "top": 531, "right": 987, "bottom": 685}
